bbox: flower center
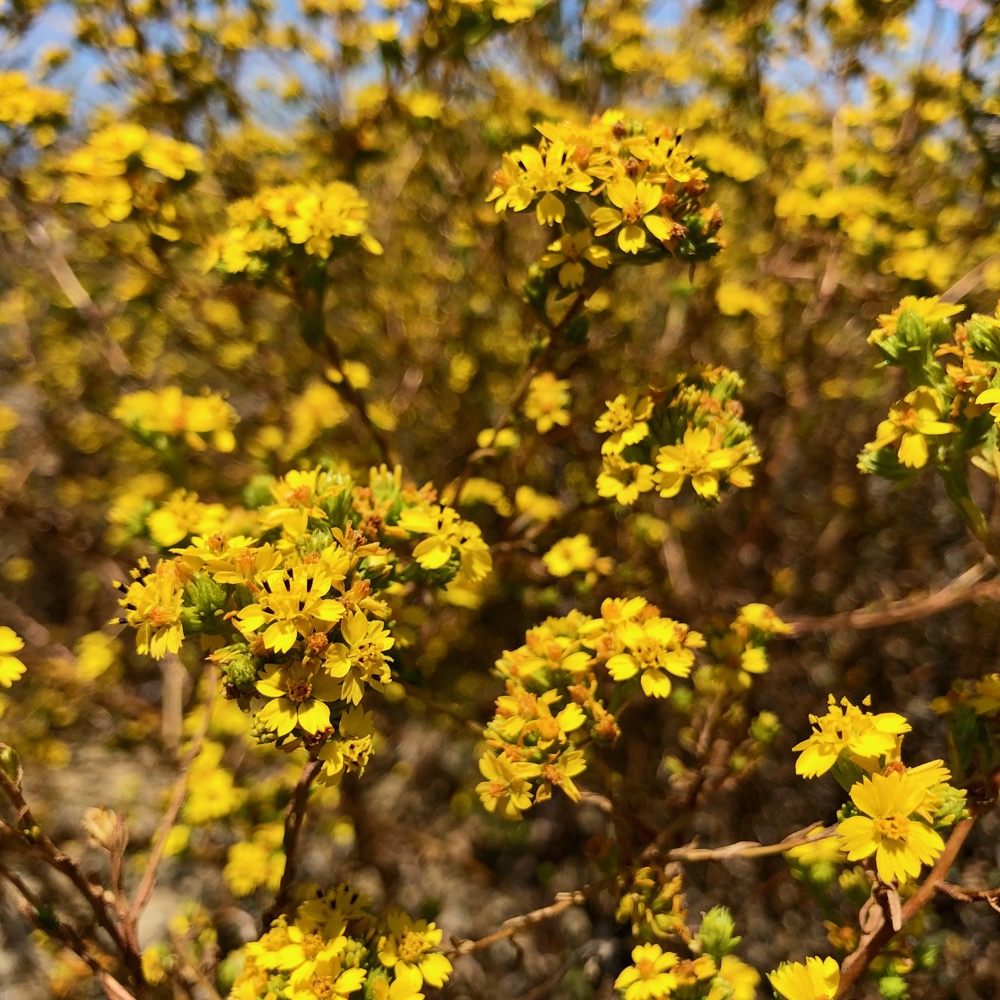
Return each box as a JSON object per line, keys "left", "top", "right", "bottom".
{"left": 398, "top": 932, "right": 425, "bottom": 963}
{"left": 622, "top": 201, "right": 642, "bottom": 225}
{"left": 873, "top": 813, "right": 911, "bottom": 840}
{"left": 286, "top": 677, "right": 313, "bottom": 703}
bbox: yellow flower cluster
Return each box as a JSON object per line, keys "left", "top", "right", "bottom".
{"left": 488, "top": 111, "right": 723, "bottom": 277}
{"left": 478, "top": 599, "right": 789, "bottom": 819}
{"left": 113, "top": 387, "right": 238, "bottom": 454}
{"left": 612, "top": 905, "right": 760, "bottom": 1000}
{"left": 0, "top": 71, "right": 68, "bottom": 141}
{"left": 479, "top": 598, "right": 776, "bottom": 820}
{"left": 595, "top": 367, "right": 760, "bottom": 506}
{"left": 113, "top": 462, "right": 491, "bottom": 784}
{"left": 204, "top": 182, "right": 383, "bottom": 278}
{"left": 230, "top": 885, "right": 452, "bottom": 999}
{"left": 59, "top": 123, "right": 203, "bottom": 234}
{"left": 860, "top": 296, "right": 1000, "bottom": 480}
{"left": 794, "top": 695, "right": 965, "bottom": 886}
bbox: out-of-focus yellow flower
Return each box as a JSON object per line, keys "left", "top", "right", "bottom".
{"left": 524, "top": 371, "right": 572, "bottom": 433}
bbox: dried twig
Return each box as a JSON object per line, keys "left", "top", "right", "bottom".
{"left": 665, "top": 824, "right": 838, "bottom": 864}
{"left": 129, "top": 665, "right": 217, "bottom": 923}
{"left": 0, "top": 862, "right": 139, "bottom": 1000}
{"left": 784, "top": 561, "right": 997, "bottom": 635}
{"left": 449, "top": 884, "right": 600, "bottom": 957}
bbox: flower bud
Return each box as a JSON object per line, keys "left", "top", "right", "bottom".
{"left": 697, "top": 905, "right": 740, "bottom": 962}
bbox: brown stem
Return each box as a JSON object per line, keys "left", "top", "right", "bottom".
{"left": 263, "top": 757, "right": 323, "bottom": 926}
{"left": 665, "top": 824, "right": 837, "bottom": 864}
{"left": 129, "top": 665, "right": 217, "bottom": 924}
{"left": 0, "top": 861, "right": 139, "bottom": 1000}
{"left": 784, "top": 561, "right": 996, "bottom": 635}
{"left": 448, "top": 884, "right": 600, "bottom": 957}
{"left": 834, "top": 816, "right": 977, "bottom": 999}
{"left": 0, "top": 768, "right": 139, "bottom": 986}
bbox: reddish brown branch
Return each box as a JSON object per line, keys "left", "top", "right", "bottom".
{"left": 263, "top": 757, "right": 323, "bottom": 927}
{"left": 834, "top": 816, "right": 977, "bottom": 999}
{"left": 785, "top": 562, "right": 997, "bottom": 636}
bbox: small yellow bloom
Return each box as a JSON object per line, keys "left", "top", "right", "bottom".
{"left": 838, "top": 771, "right": 946, "bottom": 884}
{"left": 793, "top": 696, "right": 909, "bottom": 779}
{"left": 767, "top": 955, "right": 839, "bottom": 1000}
{"left": 867, "top": 386, "right": 957, "bottom": 469}
{"left": 0, "top": 627, "right": 26, "bottom": 687}
{"left": 524, "top": 371, "right": 572, "bottom": 434}
{"left": 614, "top": 942, "right": 679, "bottom": 999}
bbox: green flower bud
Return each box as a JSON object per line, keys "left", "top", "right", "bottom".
{"left": 966, "top": 315, "right": 1000, "bottom": 363}
{"left": 184, "top": 574, "right": 228, "bottom": 632}
{"left": 244, "top": 474, "right": 277, "bottom": 510}
{"left": 749, "top": 710, "right": 781, "bottom": 744}
{"left": 217, "top": 645, "right": 259, "bottom": 692}
{"left": 931, "top": 784, "right": 968, "bottom": 830}
{"left": 0, "top": 744, "right": 22, "bottom": 786}
{"left": 697, "top": 905, "right": 740, "bottom": 962}
{"left": 878, "top": 974, "right": 909, "bottom": 1000}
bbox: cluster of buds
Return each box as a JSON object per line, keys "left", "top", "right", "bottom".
{"left": 595, "top": 366, "right": 760, "bottom": 507}
{"left": 112, "top": 462, "right": 491, "bottom": 785}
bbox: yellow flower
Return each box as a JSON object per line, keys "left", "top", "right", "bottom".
{"left": 256, "top": 661, "right": 342, "bottom": 736}
{"left": 476, "top": 750, "right": 541, "bottom": 820}
{"left": 592, "top": 176, "right": 675, "bottom": 254}
{"left": 524, "top": 371, "right": 572, "bottom": 433}
{"left": 235, "top": 562, "right": 345, "bottom": 654}
{"left": 867, "top": 386, "right": 957, "bottom": 469}
{"left": 767, "top": 956, "right": 839, "bottom": 1000}
{"left": 542, "top": 534, "right": 612, "bottom": 578}
{"left": 597, "top": 456, "right": 655, "bottom": 506}
{"left": 614, "top": 942, "right": 679, "bottom": 999}
{"left": 595, "top": 393, "right": 654, "bottom": 455}
{"left": 539, "top": 229, "right": 611, "bottom": 287}
{"left": 654, "top": 427, "right": 747, "bottom": 500}
{"left": 113, "top": 559, "right": 186, "bottom": 659}
{"left": 606, "top": 617, "right": 705, "bottom": 698}
{"left": 869, "top": 296, "right": 964, "bottom": 344}
{"left": 372, "top": 966, "right": 425, "bottom": 1000}
{"left": 377, "top": 909, "right": 452, "bottom": 988}
{"left": 838, "top": 771, "right": 945, "bottom": 884}
{"left": 793, "top": 696, "right": 909, "bottom": 778}
{"left": 399, "top": 504, "right": 492, "bottom": 582}
{"left": 711, "top": 956, "right": 760, "bottom": 1000}
{"left": 323, "top": 610, "right": 394, "bottom": 704}
{"left": 0, "top": 627, "right": 26, "bottom": 687}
